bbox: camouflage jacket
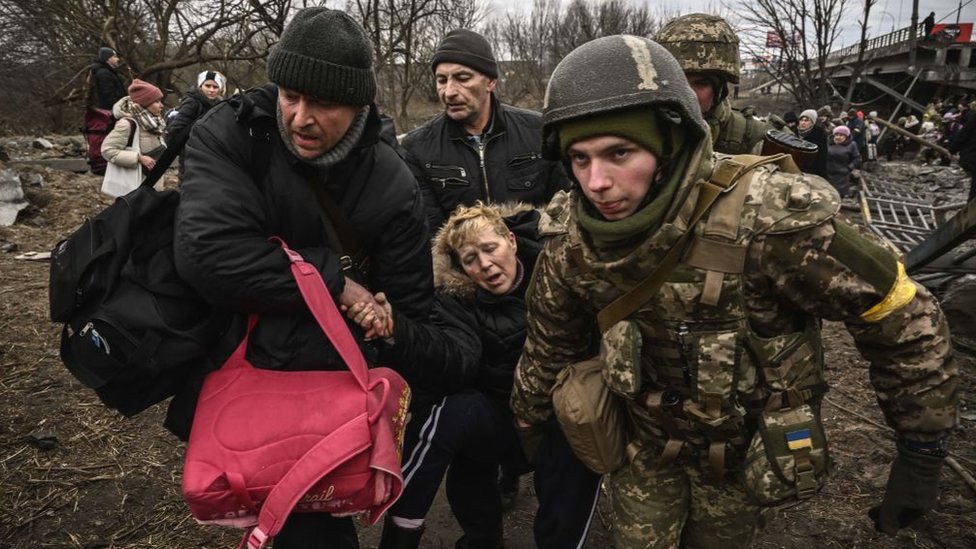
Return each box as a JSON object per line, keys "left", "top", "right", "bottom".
{"left": 511, "top": 153, "right": 958, "bottom": 451}
{"left": 708, "top": 98, "right": 770, "bottom": 155}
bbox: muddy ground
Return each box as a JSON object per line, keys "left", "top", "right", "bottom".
{"left": 0, "top": 144, "right": 974, "bottom": 549}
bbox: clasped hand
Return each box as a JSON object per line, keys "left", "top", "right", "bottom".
{"left": 339, "top": 277, "right": 393, "bottom": 340}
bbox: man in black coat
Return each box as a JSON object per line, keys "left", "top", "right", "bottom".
{"left": 400, "top": 29, "right": 569, "bottom": 232}
{"left": 949, "top": 101, "right": 976, "bottom": 200}
{"left": 89, "top": 47, "right": 126, "bottom": 110}
{"left": 173, "top": 9, "right": 433, "bottom": 548}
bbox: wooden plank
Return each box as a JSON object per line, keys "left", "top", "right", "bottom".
{"left": 906, "top": 200, "right": 976, "bottom": 272}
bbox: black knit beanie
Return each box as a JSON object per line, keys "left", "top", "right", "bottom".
{"left": 430, "top": 29, "right": 498, "bottom": 79}
{"left": 98, "top": 47, "right": 116, "bottom": 63}
{"left": 267, "top": 8, "right": 376, "bottom": 106}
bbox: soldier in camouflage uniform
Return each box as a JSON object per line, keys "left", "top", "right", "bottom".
{"left": 656, "top": 14, "right": 771, "bottom": 155}
{"left": 511, "top": 35, "right": 958, "bottom": 548}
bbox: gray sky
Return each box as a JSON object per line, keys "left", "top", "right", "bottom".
{"left": 488, "top": 0, "right": 976, "bottom": 50}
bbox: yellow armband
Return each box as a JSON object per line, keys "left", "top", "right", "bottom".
{"left": 860, "top": 262, "right": 916, "bottom": 323}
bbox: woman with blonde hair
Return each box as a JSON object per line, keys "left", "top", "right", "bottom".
{"left": 346, "top": 201, "right": 601, "bottom": 549}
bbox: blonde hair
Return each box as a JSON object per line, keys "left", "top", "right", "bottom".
{"left": 437, "top": 201, "right": 510, "bottom": 258}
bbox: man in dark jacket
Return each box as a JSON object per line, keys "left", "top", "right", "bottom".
{"left": 89, "top": 47, "right": 127, "bottom": 110}
{"left": 400, "top": 29, "right": 568, "bottom": 231}
{"left": 174, "top": 8, "right": 433, "bottom": 549}
{"left": 949, "top": 101, "right": 976, "bottom": 200}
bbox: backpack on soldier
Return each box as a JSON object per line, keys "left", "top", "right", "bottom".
{"left": 49, "top": 159, "right": 220, "bottom": 417}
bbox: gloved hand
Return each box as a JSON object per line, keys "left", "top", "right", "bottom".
{"left": 868, "top": 440, "right": 946, "bottom": 535}
{"left": 515, "top": 419, "right": 547, "bottom": 465}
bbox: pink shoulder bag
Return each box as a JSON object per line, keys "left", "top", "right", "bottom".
{"left": 182, "top": 239, "right": 410, "bottom": 549}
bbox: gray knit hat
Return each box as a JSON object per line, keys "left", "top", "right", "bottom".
{"left": 430, "top": 29, "right": 498, "bottom": 78}
{"left": 98, "top": 47, "right": 116, "bottom": 63}
{"left": 267, "top": 8, "right": 376, "bottom": 106}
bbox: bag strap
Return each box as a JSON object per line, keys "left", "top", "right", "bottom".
{"left": 244, "top": 416, "right": 374, "bottom": 549}
{"left": 124, "top": 118, "right": 136, "bottom": 149}
{"left": 595, "top": 153, "right": 792, "bottom": 333}
{"left": 274, "top": 238, "right": 371, "bottom": 391}
{"left": 310, "top": 183, "right": 369, "bottom": 285}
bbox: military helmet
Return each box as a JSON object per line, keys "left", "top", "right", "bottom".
{"left": 655, "top": 13, "right": 740, "bottom": 84}
{"left": 541, "top": 35, "right": 708, "bottom": 161}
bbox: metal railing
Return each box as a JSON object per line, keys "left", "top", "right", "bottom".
{"left": 827, "top": 23, "right": 925, "bottom": 62}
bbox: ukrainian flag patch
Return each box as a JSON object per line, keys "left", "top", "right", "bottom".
{"left": 786, "top": 428, "right": 813, "bottom": 451}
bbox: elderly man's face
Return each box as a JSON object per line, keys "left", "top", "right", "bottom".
{"left": 435, "top": 62, "right": 496, "bottom": 131}
{"left": 798, "top": 116, "right": 814, "bottom": 131}
{"left": 278, "top": 87, "right": 360, "bottom": 160}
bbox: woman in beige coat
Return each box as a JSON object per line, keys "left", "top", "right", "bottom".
{"left": 102, "top": 79, "right": 166, "bottom": 176}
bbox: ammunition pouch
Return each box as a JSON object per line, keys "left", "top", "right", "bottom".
{"left": 552, "top": 357, "right": 629, "bottom": 474}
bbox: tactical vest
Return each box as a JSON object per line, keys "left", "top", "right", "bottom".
{"left": 579, "top": 156, "right": 840, "bottom": 484}
{"left": 714, "top": 109, "right": 765, "bottom": 155}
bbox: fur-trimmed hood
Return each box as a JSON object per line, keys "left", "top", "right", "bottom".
{"left": 431, "top": 202, "right": 542, "bottom": 297}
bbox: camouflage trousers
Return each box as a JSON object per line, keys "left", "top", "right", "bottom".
{"left": 607, "top": 460, "right": 771, "bottom": 548}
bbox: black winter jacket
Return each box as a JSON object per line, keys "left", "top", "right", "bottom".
{"left": 379, "top": 207, "right": 541, "bottom": 401}
{"left": 950, "top": 109, "right": 976, "bottom": 173}
{"left": 165, "top": 88, "right": 219, "bottom": 178}
{"left": 796, "top": 123, "right": 829, "bottom": 178}
{"left": 89, "top": 61, "right": 126, "bottom": 111}
{"left": 175, "top": 84, "right": 433, "bottom": 374}
{"left": 401, "top": 95, "right": 568, "bottom": 230}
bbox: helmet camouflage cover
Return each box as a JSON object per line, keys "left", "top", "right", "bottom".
{"left": 541, "top": 35, "right": 708, "bottom": 161}
{"left": 655, "top": 13, "right": 740, "bottom": 84}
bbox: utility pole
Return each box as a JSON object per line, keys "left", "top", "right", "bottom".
{"left": 909, "top": 0, "right": 919, "bottom": 68}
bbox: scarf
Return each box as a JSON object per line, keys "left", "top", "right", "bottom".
{"left": 575, "top": 151, "right": 688, "bottom": 251}
{"left": 277, "top": 104, "right": 369, "bottom": 169}
{"left": 118, "top": 97, "right": 165, "bottom": 135}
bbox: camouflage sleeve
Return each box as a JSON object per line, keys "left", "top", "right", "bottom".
{"left": 511, "top": 236, "right": 596, "bottom": 423}
{"left": 753, "top": 218, "right": 958, "bottom": 441}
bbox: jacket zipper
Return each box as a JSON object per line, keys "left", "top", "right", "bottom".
{"left": 478, "top": 141, "right": 490, "bottom": 202}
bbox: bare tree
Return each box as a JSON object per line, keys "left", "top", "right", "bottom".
{"left": 491, "top": 0, "right": 670, "bottom": 106}
{"left": 349, "top": 0, "right": 487, "bottom": 131}
{"left": 841, "top": 0, "right": 878, "bottom": 111}
{"left": 0, "top": 0, "right": 303, "bottom": 130}
{"left": 736, "top": 0, "right": 849, "bottom": 107}
{"left": 485, "top": 0, "right": 560, "bottom": 105}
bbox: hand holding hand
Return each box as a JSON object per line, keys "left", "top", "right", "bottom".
{"left": 340, "top": 279, "right": 393, "bottom": 339}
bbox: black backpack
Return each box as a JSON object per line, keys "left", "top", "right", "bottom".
{"left": 49, "top": 176, "right": 221, "bottom": 417}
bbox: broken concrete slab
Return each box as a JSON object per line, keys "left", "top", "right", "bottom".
{"left": 32, "top": 138, "right": 55, "bottom": 150}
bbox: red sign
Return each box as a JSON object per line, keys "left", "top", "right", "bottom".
{"left": 766, "top": 31, "right": 783, "bottom": 48}
{"left": 930, "top": 23, "right": 973, "bottom": 43}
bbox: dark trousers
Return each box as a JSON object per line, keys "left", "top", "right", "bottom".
{"left": 272, "top": 512, "right": 359, "bottom": 549}
{"left": 392, "top": 392, "right": 600, "bottom": 548}
{"left": 532, "top": 419, "right": 602, "bottom": 549}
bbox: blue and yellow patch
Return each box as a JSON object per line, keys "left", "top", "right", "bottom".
{"left": 786, "top": 428, "right": 813, "bottom": 451}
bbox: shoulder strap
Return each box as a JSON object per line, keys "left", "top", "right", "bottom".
{"left": 243, "top": 115, "right": 369, "bottom": 285}
{"left": 124, "top": 118, "right": 136, "bottom": 149}
{"left": 596, "top": 178, "right": 727, "bottom": 333}
{"left": 310, "top": 183, "right": 369, "bottom": 286}
{"left": 596, "top": 153, "right": 794, "bottom": 332}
